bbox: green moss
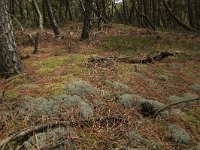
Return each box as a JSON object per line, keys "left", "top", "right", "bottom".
{"left": 67, "top": 64, "right": 89, "bottom": 77}
{"left": 6, "top": 89, "right": 20, "bottom": 99}
{"left": 52, "top": 75, "right": 77, "bottom": 83}
{"left": 32, "top": 54, "right": 87, "bottom": 75}
{"left": 43, "top": 83, "right": 65, "bottom": 96}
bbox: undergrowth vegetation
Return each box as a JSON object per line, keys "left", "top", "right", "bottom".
{"left": 0, "top": 23, "right": 199, "bottom": 149}
{"left": 99, "top": 35, "right": 200, "bottom": 59}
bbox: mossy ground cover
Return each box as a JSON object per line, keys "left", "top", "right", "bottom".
{"left": 0, "top": 23, "right": 199, "bottom": 149}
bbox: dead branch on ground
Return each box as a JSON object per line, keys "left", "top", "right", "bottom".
{"left": 88, "top": 51, "right": 174, "bottom": 64}
{"left": 0, "top": 115, "right": 124, "bottom": 149}
{"left": 153, "top": 98, "right": 200, "bottom": 117}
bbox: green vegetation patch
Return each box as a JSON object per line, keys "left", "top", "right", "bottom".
{"left": 32, "top": 54, "right": 87, "bottom": 75}
{"left": 5, "top": 89, "right": 20, "bottom": 99}
{"left": 99, "top": 35, "right": 200, "bottom": 58}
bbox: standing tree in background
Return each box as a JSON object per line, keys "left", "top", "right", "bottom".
{"left": 45, "top": 0, "right": 61, "bottom": 37}
{"left": 81, "top": 0, "right": 93, "bottom": 40}
{"left": 0, "top": 0, "right": 22, "bottom": 77}
{"left": 32, "top": 0, "right": 44, "bottom": 30}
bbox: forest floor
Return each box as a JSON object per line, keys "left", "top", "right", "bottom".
{"left": 0, "top": 23, "right": 200, "bottom": 149}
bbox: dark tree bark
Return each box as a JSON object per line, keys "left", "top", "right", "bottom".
{"left": 45, "top": 0, "right": 61, "bottom": 37}
{"left": 113, "top": 2, "right": 124, "bottom": 23}
{"left": 66, "top": 0, "right": 73, "bottom": 21}
{"left": 42, "top": 0, "right": 47, "bottom": 24}
{"left": 19, "top": 0, "right": 25, "bottom": 21}
{"left": 10, "top": 0, "right": 15, "bottom": 17}
{"left": 0, "top": 0, "right": 22, "bottom": 77}
{"left": 122, "top": 0, "right": 128, "bottom": 24}
{"left": 33, "top": 32, "right": 40, "bottom": 54}
{"left": 134, "top": 1, "right": 156, "bottom": 30}
{"left": 81, "top": 0, "right": 93, "bottom": 40}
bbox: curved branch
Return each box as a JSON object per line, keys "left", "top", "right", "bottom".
{"left": 162, "top": 0, "right": 200, "bottom": 34}
{"left": 0, "top": 116, "right": 123, "bottom": 149}
{"left": 154, "top": 98, "right": 200, "bottom": 117}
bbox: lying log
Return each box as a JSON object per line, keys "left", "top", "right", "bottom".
{"left": 88, "top": 51, "right": 174, "bottom": 64}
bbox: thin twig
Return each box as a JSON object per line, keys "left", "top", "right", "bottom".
{"left": 154, "top": 98, "right": 200, "bottom": 117}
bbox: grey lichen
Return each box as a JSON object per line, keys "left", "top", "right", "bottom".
{"left": 23, "top": 127, "right": 78, "bottom": 150}
{"left": 189, "top": 84, "right": 200, "bottom": 93}
{"left": 64, "top": 80, "right": 97, "bottom": 97}
{"left": 19, "top": 95, "right": 94, "bottom": 119}
{"left": 166, "top": 124, "right": 191, "bottom": 144}
{"left": 105, "top": 80, "right": 130, "bottom": 92}
{"left": 125, "top": 130, "right": 162, "bottom": 149}
{"left": 117, "top": 94, "right": 165, "bottom": 110}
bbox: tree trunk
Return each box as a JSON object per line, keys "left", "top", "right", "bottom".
{"left": 134, "top": 1, "right": 156, "bottom": 30}
{"left": 10, "top": 0, "right": 15, "bottom": 17}
{"left": 19, "top": 0, "right": 25, "bottom": 21}
{"left": 66, "top": 0, "right": 73, "bottom": 21}
{"left": 162, "top": 0, "right": 200, "bottom": 33}
{"left": 45, "top": 0, "right": 61, "bottom": 37}
{"left": 0, "top": 0, "right": 22, "bottom": 77}
{"left": 42, "top": 0, "right": 47, "bottom": 25}
{"left": 122, "top": 0, "right": 128, "bottom": 24}
{"left": 81, "top": 0, "right": 93, "bottom": 40}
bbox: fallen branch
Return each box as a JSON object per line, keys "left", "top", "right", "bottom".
{"left": 0, "top": 116, "right": 123, "bottom": 149}
{"left": 153, "top": 98, "right": 200, "bottom": 117}
{"left": 88, "top": 51, "right": 174, "bottom": 64}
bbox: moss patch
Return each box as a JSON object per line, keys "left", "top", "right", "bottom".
{"left": 5, "top": 89, "right": 20, "bottom": 99}
{"left": 32, "top": 54, "right": 87, "bottom": 75}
